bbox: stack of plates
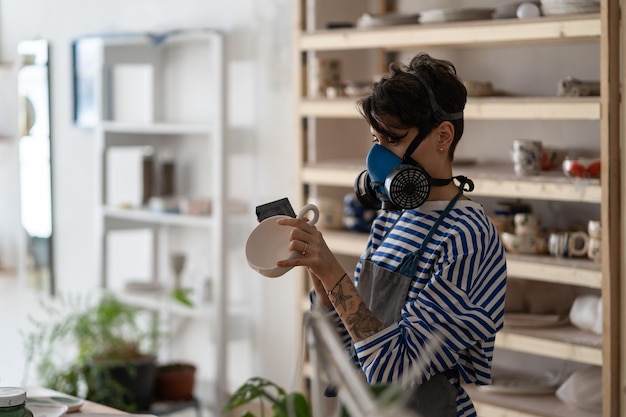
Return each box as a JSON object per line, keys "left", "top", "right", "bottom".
{"left": 504, "top": 313, "right": 569, "bottom": 328}
{"left": 419, "top": 7, "right": 494, "bottom": 24}
{"left": 356, "top": 13, "right": 420, "bottom": 28}
{"left": 540, "top": 0, "right": 600, "bottom": 16}
{"left": 479, "top": 369, "right": 561, "bottom": 395}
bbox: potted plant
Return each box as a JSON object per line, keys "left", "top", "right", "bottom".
{"left": 22, "top": 292, "right": 160, "bottom": 412}
{"left": 154, "top": 362, "right": 197, "bottom": 402}
{"left": 222, "top": 377, "right": 310, "bottom": 417}
{"left": 222, "top": 376, "right": 406, "bottom": 417}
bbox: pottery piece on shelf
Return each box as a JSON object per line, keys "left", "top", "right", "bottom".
{"left": 557, "top": 76, "right": 600, "bottom": 97}
{"left": 562, "top": 156, "right": 601, "bottom": 179}
{"left": 501, "top": 231, "right": 549, "bottom": 254}
{"left": 356, "top": 12, "right": 420, "bottom": 28}
{"left": 419, "top": 7, "right": 495, "bottom": 23}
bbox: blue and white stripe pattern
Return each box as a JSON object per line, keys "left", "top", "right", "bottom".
{"left": 329, "top": 199, "right": 507, "bottom": 417}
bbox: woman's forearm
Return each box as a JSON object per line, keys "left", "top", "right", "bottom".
{"left": 325, "top": 272, "right": 386, "bottom": 342}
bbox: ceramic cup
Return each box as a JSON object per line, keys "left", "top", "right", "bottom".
{"left": 587, "top": 219, "right": 602, "bottom": 239}
{"left": 245, "top": 203, "right": 319, "bottom": 278}
{"left": 549, "top": 231, "right": 589, "bottom": 258}
{"left": 548, "top": 232, "right": 569, "bottom": 257}
{"left": 567, "top": 231, "right": 590, "bottom": 257}
{"left": 587, "top": 237, "right": 602, "bottom": 262}
{"left": 511, "top": 139, "right": 542, "bottom": 176}
{"left": 541, "top": 146, "right": 566, "bottom": 171}
{"left": 513, "top": 213, "right": 541, "bottom": 236}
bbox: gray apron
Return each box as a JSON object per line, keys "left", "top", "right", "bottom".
{"left": 355, "top": 190, "right": 465, "bottom": 417}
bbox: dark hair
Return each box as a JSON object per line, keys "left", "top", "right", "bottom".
{"left": 357, "top": 53, "right": 467, "bottom": 159}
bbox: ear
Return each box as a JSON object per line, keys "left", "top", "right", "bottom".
{"left": 436, "top": 121, "right": 454, "bottom": 148}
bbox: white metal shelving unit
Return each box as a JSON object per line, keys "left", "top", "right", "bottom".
{"left": 89, "top": 29, "right": 232, "bottom": 411}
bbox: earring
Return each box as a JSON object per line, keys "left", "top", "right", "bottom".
{"left": 438, "top": 147, "right": 444, "bottom": 152}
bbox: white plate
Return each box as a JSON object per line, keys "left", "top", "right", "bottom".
{"left": 541, "top": 3, "right": 599, "bottom": 15}
{"left": 28, "top": 395, "right": 84, "bottom": 413}
{"left": 356, "top": 13, "right": 420, "bottom": 28}
{"left": 28, "top": 404, "right": 68, "bottom": 417}
{"left": 479, "top": 371, "right": 560, "bottom": 395}
{"left": 419, "top": 7, "right": 494, "bottom": 24}
{"left": 505, "top": 313, "right": 569, "bottom": 328}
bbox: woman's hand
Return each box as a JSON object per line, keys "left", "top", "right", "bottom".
{"left": 275, "top": 217, "right": 345, "bottom": 293}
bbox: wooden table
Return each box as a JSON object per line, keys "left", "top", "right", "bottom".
{"left": 27, "top": 387, "right": 126, "bottom": 415}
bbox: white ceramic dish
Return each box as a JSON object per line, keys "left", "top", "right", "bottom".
{"left": 419, "top": 7, "right": 494, "bottom": 24}
{"left": 540, "top": 0, "right": 600, "bottom": 15}
{"left": 479, "top": 371, "right": 560, "bottom": 395}
{"left": 505, "top": 313, "right": 569, "bottom": 328}
{"left": 28, "top": 404, "right": 69, "bottom": 417}
{"left": 356, "top": 12, "right": 420, "bottom": 28}
{"left": 501, "top": 232, "right": 549, "bottom": 255}
{"left": 28, "top": 395, "right": 84, "bottom": 413}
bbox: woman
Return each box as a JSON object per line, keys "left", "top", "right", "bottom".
{"left": 277, "top": 53, "right": 507, "bottom": 417}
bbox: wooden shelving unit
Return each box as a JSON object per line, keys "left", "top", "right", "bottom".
{"left": 294, "top": 1, "right": 620, "bottom": 416}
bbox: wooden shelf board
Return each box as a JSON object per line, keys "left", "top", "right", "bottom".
{"left": 506, "top": 254, "right": 602, "bottom": 288}
{"left": 299, "top": 14, "right": 600, "bottom": 51}
{"left": 497, "top": 325, "right": 602, "bottom": 365}
{"left": 464, "top": 384, "right": 599, "bottom": 417}
{"left": 299, "top": 97, "right": 600, "bottom": 120}
{"left": 102, "top": 206, "right": 214, "bottom": 228}
{"left": 302, "top": 161, "right": 602, "bottom": 203}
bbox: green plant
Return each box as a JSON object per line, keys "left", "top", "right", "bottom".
{"left": 223, "top": 377, "right": 405, "bottom": 417}
{"left": 22, "top": 292, "right": 159, "bottom": 410}
{"left": 170, "top": 287, "right": 194, "bottom": 307}
{"left": 222, "top": 377, "right": 310, "bottom": 417}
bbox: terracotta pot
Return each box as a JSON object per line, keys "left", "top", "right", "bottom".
{"left": 154, "top": 363, "right": 196, "bottom": 401}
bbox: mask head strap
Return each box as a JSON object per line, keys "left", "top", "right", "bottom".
{"left": 409, "top": 71, "right": 464, "bottom": 122}
{"left": 402, "top": 71, "right": 463, "bottom": 163}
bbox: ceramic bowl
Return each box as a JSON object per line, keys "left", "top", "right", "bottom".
{"left": 562, "top": 157, "right": 601, "bottom": 179}
{"left": 501, "top": 232, "right": 549, "bottom": 255}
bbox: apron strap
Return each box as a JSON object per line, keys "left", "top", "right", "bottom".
{"left": 396, "top": 184, "right": 465, "bottom": 277}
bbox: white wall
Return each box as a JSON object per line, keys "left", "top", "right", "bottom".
{"left": 0, "top": 0, "right": 302, "bottom": 398}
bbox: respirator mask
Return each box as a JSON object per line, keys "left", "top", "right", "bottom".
{"left": 354, "top": 72, "right": 471, "bottom": 211}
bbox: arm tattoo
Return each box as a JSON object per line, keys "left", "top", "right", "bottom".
{"left": 345, "top": 301, "right": 385, "bottom": 340}
{"left": 328, "top": 278, "right": 385, "bottom": 341}
{"left": 328, "top": 282, "right": 352, "bottom": 310}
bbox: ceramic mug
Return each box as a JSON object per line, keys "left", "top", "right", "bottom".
{"left": 511, "top": 139, "right": 542, "bottom": 176}
{"left": 587, "top": 237, "right": 602, "bottom": 262}
{"left": 245, "top": 203, "right": 319, "bottom": 278}
{"left": 587, "top": 219, "right": 602, "bottom": 239}
{"left": 548, "top": 232, "right": 568, "bottom": 257}
{"left": 513, "top": 213, "right": 541, "bottom": 236}
{"left": 567, "top": 231, "right": 589, "bottom": 257}
{"left": 549, "top": 231, "right": 589, "bottom": 258}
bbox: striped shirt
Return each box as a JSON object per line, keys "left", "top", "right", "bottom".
{"left": 327, "top": 199, "right": 507, "bottom": 417}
